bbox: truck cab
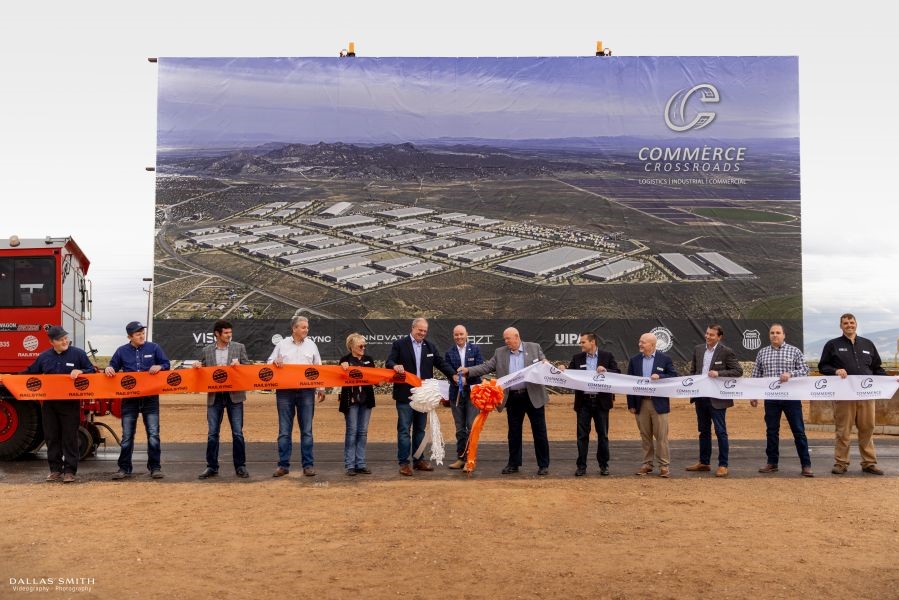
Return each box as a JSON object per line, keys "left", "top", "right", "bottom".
{"left": 0, "top": 236, "right": 96, "bottom": 458}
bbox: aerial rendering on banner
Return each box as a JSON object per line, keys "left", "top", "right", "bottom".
{"left": 153, "top": 57, "right": 800, "bottom": 360}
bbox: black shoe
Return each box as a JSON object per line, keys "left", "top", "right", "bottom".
{"left": 150, "top": 469, "right": 164, "bottom": 479}
{"left": 537, "top": 467, "right": 549, "bottom": 476}
{"left": 575, "top": 466, "right": 587, "bottom": 477}
{"left": 198, "top": 467, "right": 218, "bottom": 480}
{"left": 345, "top": 469, "right": 358, "bottom": 476}
{"left": 501, "top": 465, "right": 519, "bottom": 475}
{"left": 235, "top": 467, "right": 250, "bottom": 479}
{"left": 355, "top": 467, "right": 372, "bottom": 475}
{"left": 600, "top": 466, "right": 610, "bottom": 476}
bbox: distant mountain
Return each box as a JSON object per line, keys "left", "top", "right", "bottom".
{"left": 417, "top": 135, "right": 800, "bottom": 153}
{"left": 206, "top": 150, "right": 283, "bottom": 176}
{"left": 160, "top": 141, "right": 594, "bottom": 181}
{"left": 805, "top": 328, "right": 899, "bottom": 363}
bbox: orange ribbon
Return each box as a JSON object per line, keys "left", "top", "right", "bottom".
{"left": 1, "top": 365, "right": 421, "bottom": 401}
{"left": 464, "top": 379, "right": 504, "bottom": 474}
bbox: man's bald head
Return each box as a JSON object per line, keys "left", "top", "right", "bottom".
{"left": 638, "top": 333, "right": 657, "bottom": 357}
{"left": 503, "top": 327, "right": 521, "bottom": 351}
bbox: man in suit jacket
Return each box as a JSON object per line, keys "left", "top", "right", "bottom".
{"left": 461, "top": 327, "right": 551, "bottom": 475}
{"left": 686, "top": 324, "right": 743, "bottom": 477}
{"left": 444, "top": 324, "right": 484, "bottom": 471}
{"left": 386, "top": 318, "right": 455, "bottom": 476}
{"left": 563, "top": 332, "right": 620, "bottom": 477}
{"left": 626, "top": 332, "right": 679, "bottom": 477}
{"left": 193, "top": 319, "right": 252, "bottom": 479}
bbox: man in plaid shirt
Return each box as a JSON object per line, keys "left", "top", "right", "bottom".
{"left": 750, "top": 323, "right": 813, "bottom": 477}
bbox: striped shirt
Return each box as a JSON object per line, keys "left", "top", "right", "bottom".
{"left": 751, "top": 343, "right": 809, "bottom": 378}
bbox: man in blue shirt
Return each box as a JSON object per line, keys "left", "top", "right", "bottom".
{"left": 1, "top": 326, "right": 95, "bottom": 483}
{"left": 104, "top": 321, "right": 170, "bottom": 480}
{"left": 444, "top": 324, "right": 484, "bottom": 471}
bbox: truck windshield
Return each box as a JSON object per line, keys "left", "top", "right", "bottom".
{"left": 0, "top": 257, "right": 55, "bottom": 307}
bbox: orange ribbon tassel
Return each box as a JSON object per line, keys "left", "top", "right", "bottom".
{"left": 464, "top": 379, "right": 504, "bottom": 474}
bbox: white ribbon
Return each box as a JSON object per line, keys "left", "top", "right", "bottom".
{"left": 494, "top": 362, "right": 899, "bottom": 401}
{"left": 409, "top": 379, "right": 446, "bottom": 465}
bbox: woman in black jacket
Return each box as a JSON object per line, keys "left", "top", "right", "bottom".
{"left": 338, "top": 333, "right": 376, "bottom": 476}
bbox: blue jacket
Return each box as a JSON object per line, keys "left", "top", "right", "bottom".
{"left": 444, "top": 342, "right": 484, "bottom": 400}
{"left": 24, "top": 346, "right": 96, "bottom": 376}
{"left": 109, "top": 341, "right": 170, "bottom": 373}
{"left": 385, "top": 336, "right": 454, "bottom": 402}
{"left": 626, "top": 352, "right": 678, "bottom": 414}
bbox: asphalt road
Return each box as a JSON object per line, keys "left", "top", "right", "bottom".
{"left": 2, "top": 438, "right": 898, "bottom": 483}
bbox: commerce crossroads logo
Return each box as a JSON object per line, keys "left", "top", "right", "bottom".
{"left": 664, "top": 84, "right": 719, "bottom": 132}
{"left": 639, "top": 83, "right": 747, "bottom": 177}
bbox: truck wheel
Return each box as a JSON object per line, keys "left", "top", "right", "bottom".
{"left": 23, "top": 417, "right": 46, "bottom": 454}
{"left": 78, "top": 426, "right": 97, "bottom": 460}
{"left": 86, "top": 422, "right": 102, "bottom": 448}
{"left": 0, "top": 397, "right": 42, "bottom": 460}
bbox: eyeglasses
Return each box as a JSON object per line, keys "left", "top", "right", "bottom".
{"left": 358, "top": 344, "right": 366, "bottom": 348}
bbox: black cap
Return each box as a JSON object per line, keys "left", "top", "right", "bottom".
{"left": 126, "top": 321, "right": 147, "bottom": 335}
{"left": 47, "top": 325, "right": 68, "bottom": 341}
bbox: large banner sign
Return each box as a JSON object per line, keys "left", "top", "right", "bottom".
{"left": 154, "top": 57, "right": 800, "bottom": 363}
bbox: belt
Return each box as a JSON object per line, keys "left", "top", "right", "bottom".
{"left": 508, "top": 389, "right": 528, "bottom": 396}
{"left": 584, "top": 393, "right": 600, "bottom": 398}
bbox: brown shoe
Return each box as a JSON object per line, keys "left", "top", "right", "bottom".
{"left": 831, "top": 464, "right": 847, "bottom": 475}
{"left": 399, "top": 464, "right": 413, "bottom": 476}
{"left": 448, "top": 459, "right": 465, "bottom": 470}
{"left": 303, "top": 467, "right": 316, "bottom": 477}
{"left": 62, "top": 473, "right": 76, "bottom": 484}
{"left": 413, "top": 460, "right": 434, "bottom": 472}
{"left": 635, "top": 465, "right": 653, "bottom": 476}
{"left": 272, "top": 467, "right": 290, "bottom": 478}
{"left": 758, "top": 464, "right": 779, "bottom": 473}
{"left": 685, "top": 462, "right": 711, "bottom": 472}
{"left": 46, "top": 472, "right": 62, "bottom": 482}
{"left": 658, "top": 467, "right": 670, "bottom": 478}
{"left": 801, "top": 466, "right": 814, "bottom": 477}
{"left": 862, "top": 465, "right": 884, "bottom": 476}
{"left": 715, "top": 466, "right": 728, "bottom": 477}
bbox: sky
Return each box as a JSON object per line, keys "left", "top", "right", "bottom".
{"left": 157, "top": 56, "right": 799, "bottom": 143}
{"left": 0, "top": 1, "right": 896, "bottom": 355}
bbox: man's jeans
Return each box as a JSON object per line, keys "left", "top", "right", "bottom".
{"left": 206, "top": 393, "right": 246, "bottom": 471}
{"left": 344, "top": 403, "right": 372, "bottom": 470}
{"left": 694, "top": 398, "right": 729, "bottom": 467}
{"left": 451, "top": 388, "right": 479, "bottom": 460}
{"left": 118, "top": 396, "right": 161, "bottom": 473}
{"left": 276, "top": 389, "right": 315, "bottom": 469}
{"left": 396, "top": 400, "right": 427, "bottom": 465}
{"left": 764, "top": 400, "right": 811, "bottom": 467}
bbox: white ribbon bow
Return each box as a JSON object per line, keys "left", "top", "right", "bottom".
{"left": 409, "top": 379, "right": 446, "bottom": 466}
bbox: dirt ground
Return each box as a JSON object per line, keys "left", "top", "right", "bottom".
{"left": 2, "top": 394, "right": 898, "bottom": 599}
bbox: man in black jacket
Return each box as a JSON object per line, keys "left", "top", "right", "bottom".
{"left": 685, "top": 324, "right": 743, "bottom": 478}
{"left": 2, "top": 326, "right": 96, "bottom": 483}
{"left": 564, "top": 332, "right": 620, "bottom": 477}
{"left": 386, "top": 318, "right": 455, "bottom": 476}
{"left": 818, "top": 313, "right": 887, "bottom": 475}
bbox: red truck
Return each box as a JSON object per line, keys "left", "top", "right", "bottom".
{"left": 0, "top": 236, "right": 120, "bottom": 459}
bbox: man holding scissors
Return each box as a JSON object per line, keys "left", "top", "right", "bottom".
{"left": 444, "top": 324, "right": 483, "bottom": 471}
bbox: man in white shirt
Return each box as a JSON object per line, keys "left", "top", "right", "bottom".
{"left": 268, "top": 316, "right": 325, "bottom": 477}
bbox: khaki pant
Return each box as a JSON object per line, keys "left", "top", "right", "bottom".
{"left": 636, "top": 399, "right": 670, "bottom": 467}
{"left": 833, "top": 400, "right": 877, "bottom": 468}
